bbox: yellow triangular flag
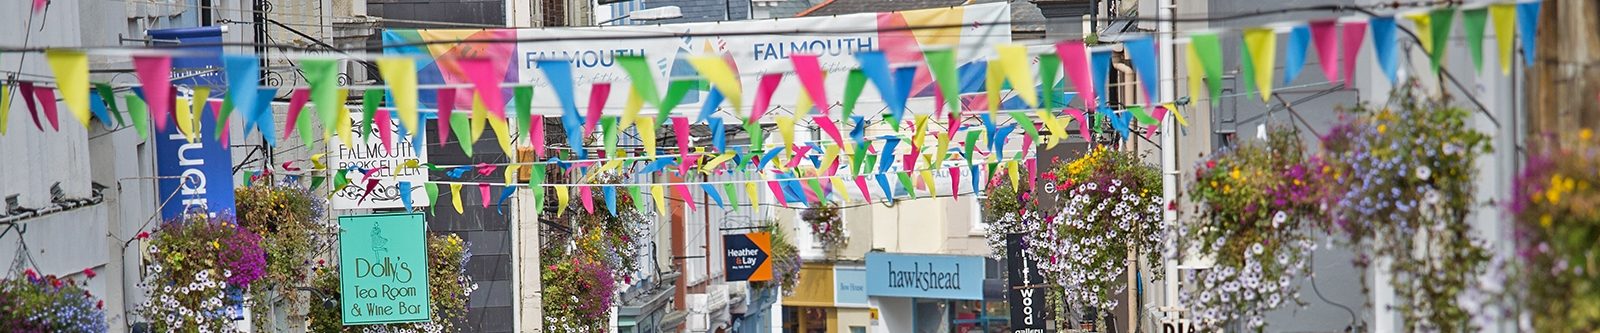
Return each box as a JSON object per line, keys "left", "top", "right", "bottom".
{"left": 637, "top": 117, "right": 657, "bottom": 157}
{"left": 0, "top": 84, "right": 12, "bottom": 135}
{"left": 830, "top": 176, "right": 853, "bottom": 202}
{"left": 1407, "top": 12, "right": 1434, "bottom": 53}
{"left": 450, "top": 184, "right": 465, "bottom": 214}
{"left": 687, "top": 56, "right": 743, "bottom": 112}
{"left": 555, "top": 185, "right": 570, "bottom": 217}
{"left": 1035, "top": 111, "right": 1066, "bottom": 149}
{"left": 1243, "top": 28, "right": 1278, "bottom": 102}
{"left": 336, "top": 90, "right": 354, "bottom": 149}
{"left": 1164, "top": 102, "right": 1189, "bottom": 127}
{"left": 920, "top": 170, "right": 938, "bottom": 197}
{"left": 934, "top": 132, "right": 951, "bottom": 163}
{"left": 912, "top": 115, "right": 929, "bottom": 147}
{"left": 1186, "top": 44, "right": 1208, "bottom": 102}
{"left": 703, "top": 152, "right": 737, "bottom": 173}
{"left": 652, "top": 184, "right": 668, "bottom": 215}
{"left": 45, "top": 50, "right": 91, "bottom": 128}
{"left": 311, "top": 153, "right": 327, "bottom": 170}
{"left": 622, "top": 87, "right": 643, "bottom": 131}
{"left": 744, "top": 181, "right": 761, "bottom": 209}
{"left": 487, "top": 114, "right": 514, "bottom": 157}
{"left": 175, "top": 97, "right": 196, "bottom": 142}
{"left": 996, "top": 44, "right": 1039, "bottom": 108}
{"left": 776, "top": 115, "right": 796, "bottom": 153}
{"left": 505, "top": 165, "right": 520, "bottom": 186}
{"left": 1490, "top": 4, "right": 1516, "bottom": 75}
{"left": 985, "top": 60, "right": 1004, "bottom": 118}
{"left": 470, "top": 93, "right": 488, "bottom": 142}
{"left": 1006, "top": 160, "right": 1020, "bottom": 189}
{"left": 376, "top": 57, "right": 420, "bottom": 134}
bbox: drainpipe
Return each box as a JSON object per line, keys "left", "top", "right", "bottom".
{"left": 1157, "top": 0, "right": 1179, "bottom": 322}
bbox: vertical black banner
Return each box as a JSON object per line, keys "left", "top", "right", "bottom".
{"left": 1007, "top": 234, "right": 1048, "bottom": 333}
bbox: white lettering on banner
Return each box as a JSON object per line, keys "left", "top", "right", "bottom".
{"left": 886, "top": 262, "right": 963, "bottom": 291}
{"left": 169, "top": 133, "right": 214, "bottom": 216}
{"left": 523, "top": 49, "right": 648, "bottom": 69}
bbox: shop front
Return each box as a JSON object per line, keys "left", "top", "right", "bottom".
{"left": 866, "top": 253, "right": 1013, "bottom": 332}
{"left": 781, "top": 262, "right": 874, "bottom": 333}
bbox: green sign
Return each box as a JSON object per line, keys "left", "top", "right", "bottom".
{"left": 339, "top": 213, "right": 431, "bottom": 325}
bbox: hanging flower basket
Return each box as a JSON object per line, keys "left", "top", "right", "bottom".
{"left": 1179, "top": 127, "right": 1323, "bottom": 331}
{"left": 0, "top": 270, "right": 110, "bottom": 332}
{"left": 1510, "top": 129, "right": 1600, "bottom": 332}
{"left": 136, "top": 215, "right": 267, "bottom": 332}
{"left": 233, "top": 184, "right": 333, "bottom": 329}
{"left": 1318, "top": 93, "right": 1493, "bottom": 331}
{"left": 751, "top": 224, "right": 803, "bottom": 296}
{"left": 1029, "top": 148, "right": 1164, "bottom": 318}
{"left": 800, "top": 201, "right": 847, "bottom": 251}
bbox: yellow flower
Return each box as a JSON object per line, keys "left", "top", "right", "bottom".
{"left": 1377, "top": 124, "right": 1387, "bottom": 134}
{"left": 211, "top": 240, "right": 221, "bottom": 249}
{"left": 1230, "top": 169, "right": 1241, "bottom": 180}
{"left": 1540, "top": 215, "right": 1552, "bottom": 228}
{"left": 1582, "top": 128, "right": 1593, "bottom": 141}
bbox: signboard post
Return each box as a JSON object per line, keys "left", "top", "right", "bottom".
{"left": 339, "top": 213, "right": 431, "bottom": 325}
{"left": 1006, "top": 234, "right": 1048, "bottom": 333}
{"left": 723, "top": 232, "right": 773, "bottom": 282}
{"left": 329, "top": 111, "right": 429, "bottom": 210}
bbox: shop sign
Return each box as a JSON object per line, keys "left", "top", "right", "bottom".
{"left": 329, "top": 111, "right": 429, "bottom": 210}
{"left": 1006, "top": 234, "right": 1048, "bottom": 333}
{"left": 723, "top": 232, "right": 773, "bottom": 281}
{"left": 339, "top": 213, "right": 431, "bottom": 325}
{"left": 865, "top": 252, "right": 985, "bottom": 300}
{"left": 833, "top": 265, "right": 868, "bottom": 307}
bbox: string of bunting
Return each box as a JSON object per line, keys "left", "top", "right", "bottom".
{"left": 7, "top": 1, "right": 1545, "bottom": 217}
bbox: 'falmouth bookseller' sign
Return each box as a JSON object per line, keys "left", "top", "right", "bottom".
{"left": 865, "top": 252, "right": 985, "bottom": 300}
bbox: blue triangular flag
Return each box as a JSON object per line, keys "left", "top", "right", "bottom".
{"left": 1091, "top": 49, "right": 1114, "bottom": 106}
{"left": 709, "top": 117, "right": 727, "bottom": 152}
{"left": 990, "top": 124, "right": 1016, "bottom": 155}
{"left": 1099, "top": 107, "right": 1131, "bottom": 139}
{"left": 603, "top": 186, "right": 618, "bottom": 216}
{"left": 539, "top": 59, "right": 587, "bottom": 160}
{"left": 699, "top": 88, "right": 725, "bottom": 122}
{"left": 855, "top": 51, "right": 903, "bottom": 116}
{"left": 701, "top": 183, "right": 725, "bottom": 209}
{"left": 759, "top": 147, "right": 786, "bottom": 170}
{"left": 889, "top": 66, "right": 917, "bottom": 124}
{"left": 639, "top": 156, "right": 677, "bottom": 174}
{"left": 1285, "top": 25, "right": 1312, "bottom": 85}
{"left": 877, "top": 137, "right": 900, "bottom": 173}
{"left": 849, "top": 115, "right": 867, "bottom": 143}
{"left": 1371, "top": 16, "right": 1400, "bottom": 84}
{"left": 1123, "top": 37, "right": 1161, "bottom": 105}
{"left": 968, "top": 164, "right": 982, "bottom": 194}
{"left": 398, "top": 181, "right": 414, "bottom": 213}
{"left": 497, "top": 186, "right": 517, "bottom": 214}
{"left": 89, "top": 92, "right": 113, "bottom": 127}
{"left": 1517, "top": 1, "right": 1541, "bottom": 66}
{"left": 253, "top": 88, "right": 278, "bottom": 147}
{"left": 224, "top": 55, "right": 261, "bottom": 132}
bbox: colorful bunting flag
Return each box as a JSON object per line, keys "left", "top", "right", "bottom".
{"left": 1242, "top": 28, "right": 1278, "bottom": 102}
{"left": 45, "top": 50, "right": 90, "bottom": 128}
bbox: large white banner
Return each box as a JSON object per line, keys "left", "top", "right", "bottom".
{"left": 511, "top": 2, "right": 1012, "bottom": 116}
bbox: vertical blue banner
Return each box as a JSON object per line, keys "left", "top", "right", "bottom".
{"left": 155, "top": 103, "right": 236, "bottom": 220}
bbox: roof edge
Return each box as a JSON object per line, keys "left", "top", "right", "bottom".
{"left": 794, "top": 0, "right": 838, "bottom": 17}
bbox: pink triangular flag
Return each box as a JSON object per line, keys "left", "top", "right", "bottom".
{"left": 766, "top": 180, "right": 788, "bottom": 208}
{"left": 132, "top": 56, "right": 173, "bottom": 132}
{"left": 209, "top": 100, "right": 230, "bottom": 146}
{"left": 933, "top": 88, "right": 947, "bottom": 118}
{"left": 679, "top": 154, "right": 700, "bottom": 177}
{"left": 752, "top": 73, "right": 783, "bottom": 121}
{"left": 32, "top": 0, "right": 45, "bottom": 13}
{"left": 813, "top": 115, "right": 845, "bottom": 148}
{"left": 457, "top": 58, "right": 506, "bottom": 119}
{"left": 790, "top": 54, "right": 830, "bottom": 110}
{"left": 1340, "top": 21, "right": 1368, "bottom": 88}
{"left": 282, "top": 88, "right": 310, "bottom": 141}
{"left": 902, "top": 145, "right": 919, "bottom": 170}
{"left": 580, "top": 185, "right": 596, "bottom": 213}
{"left": 672, "top": 116, "right": 691, "bottom": 155}
{"left": 1309, "top": 20, "right": 1341, "bottom": 83}
{"left": 375, "top": 108, "right": 394, "bottom": 153}
{"left": 35, "top": 88, "right": 59, "bottom": 131}
{"left": 1056, "top": 40, "right": 1097, "bottom": 109}
{"left": 1064, "top": 108, "right": 1092, "bottom": 142}
{"left": 436, "top": 88, "right": 457, "bottom": 147}
{"left": 1026, "top": 158, "right": 1038, "bottom": 191}
{"left": 1145, "top": 106, "right": 1168, "bottom": 138}
{"left": 479, "top": 183, "right": 492, "bottom": 208}
{"left": 786, "top": 146, "right": 813, "bottom": 169}
{"left": 674, "top": 184, "right": 696, "bottom": 211}
{"left": 530, "top": 114, "right": 547, "bottom": 158}
{"left": 584, "top": 83, "right": 611, "bottom": 135}
{"left": 949, "top": 167, "right": 962, "bottom": 201}
{"left": 853, "top": 175, "right": 872, "bottom": 203}
{"left": 19, "top": 82, "right": 41, "bottom": 131}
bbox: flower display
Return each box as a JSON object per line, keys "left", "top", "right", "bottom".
{"left": 800, "top": 201, "right": 847, "bottom": 251}
{"left": 234, "top": 184, "right": 333, "bottom": 329}
{"left": 0, "top": 271, "right": 109, "bottom": 332}
{"left": 136, "top": 214, "right": 267, "bottom": 332}
{"left": 539, "top": 173, "right": 649, "bottom": 332}
{"left": 307, "top": 234, "right": 477, "bottom": 333}
{"left": 1029, "top": 148, "right": 1163, "bottom": 320}
{"left": 1317, "top": 93, "right": 1492, "bottom": 331}
{"left": 1510, "top": 129, "right": 1600, "bottom": 332}
{"left": 541, "top": 257, "right": 617, "bottom": 332}
{"left": 1179, "top": 127, "right": 1322, "bottom": 331}
{"left": 980, "top": 179, "right": 1046, "bottom": 258}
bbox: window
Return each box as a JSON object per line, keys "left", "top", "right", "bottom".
{"left": 849, "top": 327, "right": 866, "bottom": 333}
{"left": 969, "top": 165, "right": 990, "bottom": 235}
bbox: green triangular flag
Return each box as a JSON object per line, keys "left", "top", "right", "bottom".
{"left": 214, "top": 94, "right": 233, "bottom": 139}
{"left": 805, "top": 179, "right": 826, "bottom": 202}
{"left": 617, "top": 56, "right": 662, "bottom": 107}
{"left": 530, "top": 164, "right": 547, "bottom": 214}
{"left": 1007, "top": 111, "right": 1041, "bottom": 142}
{"left": 656, "top": 80, "right": 696, "bottom": 126}
{"left": 963, "top": 130, "right": 981, "bottom": 164}
{"left": 333, "top": 169, "right": 351, "bottom": 191}
{"left": 724, "top": 183, "right": 740, "bottom": 208}
{"left": 745, "top": 121, "right": 765, "bottom": 155}
{"left": 1238, "top": 42, "right": 1259, "bottom": 99}
{"left": 309, "top": 176, "right": 327, "bottom": 192}
{"left": 514, "top": 86, "right": 533, "bottom": 137}
{"left": 124, "top": 94, "right": 149, "bottom": 139}
{"left": 850, "top": 142, "right": 868, "bottom": 175}
{"left": 601, "top": 116, "right": 618, "bottom": 156}
{"left": 628, "top": 185, "right": 647, "bottom": 213}
{"left": 986, "top": 161, "right": 999, "bottom": 182}
{"left": 297, "top": 101, "right": 316, "bottom": 147}
{"left": 1429, "top": 8, "right": 1457, "bottom": 75}
{"left": 424, "top": 182, "right": 439, "bottom": 215}
{"left": 861, "top": 154, "right": 879, "bottom": 175}
{"left": 1461, "top": 7, "right": 1488, "bottom": 72}
{"left": 450, "top": 113, "right": 474, "bottom": 156}
{"left": 1129, "top": 106, "right": 1158, "bottom": 125}
{"left": 1038, "top": 54, "right": 1060, "bottom": 109}
{"left": 1192, "top": 33, "right": 1225, "bottom": 104}
{"left": 242, "top": 170, "right": 256, "bottom": 187}
{"left": 361, "top": 88, "right": 384, "bottom": 140}
{"left": 923, "top": 49, "right": 961, "bottom": 112}
{"left": 896, "top": 172, "right": 917, "bottom": 199}
{"left": 841, "top": 70, "right": 867, "bottom": 120}
{"left": 299, "top": 59, "right": 342, "bottom": 133}
{"left": 95, "top": 83, "right": 122, "bottom": 126}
